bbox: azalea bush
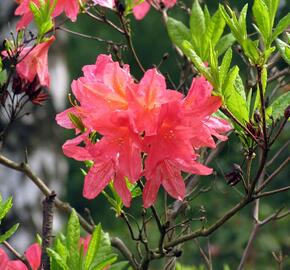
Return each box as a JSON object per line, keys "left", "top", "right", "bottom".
{"left": 0, "top": 0, "right": 289, "bottom": 269}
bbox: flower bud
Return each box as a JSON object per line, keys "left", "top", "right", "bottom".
{"left": 225, "top": 164, "right": 243, "bottom": 186}
{"left": 284, "top": 105, "right": 290, "bottom": 119}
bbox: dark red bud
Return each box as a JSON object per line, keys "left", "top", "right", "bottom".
{"left": 284, "top": 105, "right": 290, "bottom": 119}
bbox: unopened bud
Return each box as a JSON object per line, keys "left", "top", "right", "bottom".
{"left": 284, "top": 105, "right": 290, "bottom": 119}
{"left": 116, "top": 0, "right": 125, "bottom": 14}
{"left": 225, "top": 164, "right": 243, "bottom": 186}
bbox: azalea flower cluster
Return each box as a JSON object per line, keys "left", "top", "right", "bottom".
{"left": 56, "top": 54, "right": 231, "bottom": 208}
{"left": 0, "top": 243, "right": 40, "bottom": 270}
{"left": 15, "top": 0, "right": 177, "bottom": 28}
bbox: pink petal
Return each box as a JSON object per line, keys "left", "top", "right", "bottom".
{"left": 83, "top": 161, "right": 115, "bottom": 199}
{"left": 55, "top": 107, "right": 78, "bottom": 129}
{"left": 160, "top": 161, "right": 185, "bottom": 201}
{"left": 24, "top": 243, "right": 41, "bottom": 270}
{"left": 62, "top": 133, "right": 92, "bottom": 161}
{"left": 92, "top": 0, "right": 115, "bottom": 9}
{"left": 16, "top": 36, "right": 55, "bottom": 87}
{"left": 0, "top": 248, "right": 9, "bottom": 269}
{"left": 5, "top": 261, "right": 28, "bottom": 270}
{"left": 162, "top": 0, "right": 177, "bottom": 8}
{"left": 114, "top": 174, "right": 132, "bottom": 207}
{"left": 133, "top": 1, "right": 151, "bottom": 20}
{"left": 143, "top": 173, "right": 161, "bottom": 208}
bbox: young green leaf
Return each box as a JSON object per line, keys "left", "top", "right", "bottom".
{"left": 215, "top": 33, "right": 235, "bottom": 56}
{"left": 167, "top": 17, "right": 191, "bottom": 50}
{"left": 182, "top": 41, "right": 214, "bottom": 85}
{"left": 109, "top": 261, "right": 130, "bottom": 270}
{"left": 276, "top": 38, "right": 290, "bottom": 64}
{"left": 190, "top": 0, "right": 206, "bottom": 43}
{"left": 68, "top": 112, "right": 85, "bottom": 132}
{"left": 253, "top": 0, "right": 271, "bottom": 45}
{"left": 223, "top": 66, "right": 249, "bottom": 123}
{"left": 90, "top": 229, "right": 117, "bottom": 269}
{"left": 47, "top": 248, "right": 69, "bottom": 270}
{"left": 219, "top": 48, "right": 232, "bottom": 88}
{"left": 266, "top": 91, "right": 290, "bottom": 121}
{"left": 84, "top": 224, "right": 102, "bottom": 270}
{"left": 0, "top": 224, "right": 19, "bottom": 243}
{"left": 209, "top": 10, "right": 226, "bottom": 48}
{"left": 0, "top": 197, "right": 13, "bottom": 221}
{"left": 66, "top": 210, "right": 80, "bottom": 269}
{"left": 272, "top": 12, "right": 290, "bottom": 41}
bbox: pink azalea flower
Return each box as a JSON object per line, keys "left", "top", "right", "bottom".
{"left": 0, "top": 243, "right": 41, "bottom": 270}
{"left": 143, "top": 102, "right": 213, "bottom": 208}
{"left": 56, "top": 54, "right": 231, "bottom": 208}
{"left": 133, "top": 0, "right": 177, "bottom": 20}
{"left": 16, "top": 36, "right": 55, "bottom": 87}
{"left": 15, "top": 0, "right": 80, "bottom": 30}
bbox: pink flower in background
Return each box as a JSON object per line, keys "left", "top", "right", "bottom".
{"left": 15, "top": 0, "right": 81, "bottom": 30}
{"left": 0, "top": 243, "right": 41, "bottom": 270}
{"left": 133, "top": 0, "right": 177, "bottom": 20}
{"left": 56, "top": 54, "right": 231, "bottom": 208}
{"left": 16, "top": 36, "right": 55, "bottom": 87}
{"left": 92, "top": 0, "right": 115, "bottom": 9}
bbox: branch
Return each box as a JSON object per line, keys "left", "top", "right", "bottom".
{"left": 3, "top": 241, "right": 33, "bottom": 270}
{"left": 267, "top": 68, "right": 289, "bottom": 83}
{"left": 41, "top": 192, "right": 56, "bottom": 270}
{"left": 256, "top": 156, "right": 290, "bottom": 193}
{"left": 118, "top": 13, "right": 145, "bottom": 73}
{"left": 0, "top": 154, "right": 139, "bottom": 270}
{"left": 221, "top": 107, "right": 263, "bottom": 148}
{"left": 267, "top": 139, "right": 290, "bottom": 167}
{"left": 254, "top": 186, "right": 290, "bottom": 199}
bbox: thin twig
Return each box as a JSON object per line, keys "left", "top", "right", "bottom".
{"left": 256, "top": 156, "right": 290, "bottom": 193}
{"left": 3, "top": 241, "right": 33, "bottom": 270}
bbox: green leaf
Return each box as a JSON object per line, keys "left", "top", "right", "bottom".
{"left": 68, "top": 112, "right": 85, "bottom": 132}
{"left": 267, "top": 92, "right": 290, "bottom": 121}
{"left": 223, "top": 66, "right": 249, "bottom": 123}
{"left": 215, "top": 33, "right": 235, "bottom": 56}
{"left": 182, "top": 41, "right": 213, "bottom": 85}
{"left": 90, "top": 229, "right": 117, "bottom": 269}
{"left": 253, "top": 0, "right": 271, "bottom": 44}
{"left": 272, "top": 12, "right": 290, "bottom": 41}
{"left": 219, "top": 48, "right": 232, "bottom": 88}
{"left": 0, "top": 224, "right": 19, "bottom": 243}
{"left": 239, "top": 4, "right": 249, "bottom": 37}
{"left": 261, "top": 66, "right": 268, "bottom": 93}
{"left": 84, "top": 224, "right": 102, "bottom": 270}
{"left": 91, "top": 254, "right": 117, "bottom": 270}
{"left": 109, "top": 261, "right": 130, "bottom": 270}
{"left": 264, "top": 0, "right": 279, "bottom": 27}
{"left": 167, "top": 17, "right": 191, "bottom": 50}
{"left": 66, "top": 210, "right": 80, "bottom": 270}
{"left": 0, "top": 70, "right": 7, "bottom": 86}
{"left": 0, "top": 197, "right": 13, "bottom": 221}
{"left": 190, "top": 0, "right": 206, "bottom": 45}
{"left": 247, "top": 88, "right": 253, "bottom": 114}
{"left": 210, "top": 10, "right": 226, "bottom": 47}
{"left": 47, "top": 248, "right": 69, "bottom": 270}
{"left": 50, "top": 238, "right": 68, "bottom": 270}
{"left": 276, "top": 38, "right": 290, "bottom": 65}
